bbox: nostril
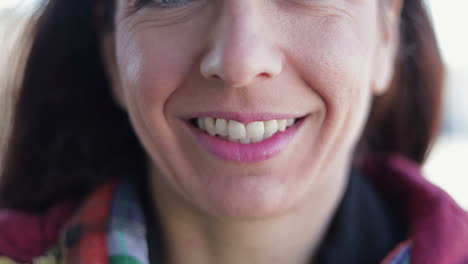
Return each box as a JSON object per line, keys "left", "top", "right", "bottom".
{"left": 210, "top": 74, "right": 221, "bottom": 80}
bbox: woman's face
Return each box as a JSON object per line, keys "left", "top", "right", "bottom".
{"left": 105, "top": 0, "right": 400, "bottom": 219}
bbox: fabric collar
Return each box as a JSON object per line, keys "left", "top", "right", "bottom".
{"left": 315, "top": 167, "right": 408, "bottom": 263}
{"left": 62, "top": 180, "right": 150, "bottom": 264}
{"left": 360, "top": 155, "right": 468, "bottom": 264}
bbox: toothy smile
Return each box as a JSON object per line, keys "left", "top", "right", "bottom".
{"left": 192, "top": 117, "right": 298, "bottom": 144}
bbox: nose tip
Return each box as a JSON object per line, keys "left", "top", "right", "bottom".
{"left": 200, "top": 43, "right": 283, "bottom": 88}
{"left": 199, "top": 4, "right": 283, "bottom": 88}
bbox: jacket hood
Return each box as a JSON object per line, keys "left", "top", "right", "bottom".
{"left": 361, "top": 154, "right": 468, "bottom": 264}
{"left": 0, "top": 200, "right": 76, "bottom": 262}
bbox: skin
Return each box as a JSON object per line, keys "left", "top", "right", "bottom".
{"left": 103, "top": 0, "right": 402, "bottom": 263}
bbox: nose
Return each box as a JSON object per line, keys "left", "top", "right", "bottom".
{"left": 200, "top": 2, "right": 283, "bottom": 88}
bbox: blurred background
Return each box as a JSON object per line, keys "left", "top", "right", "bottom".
{"left": 0, "top": 0, "right": 467, "bottom": 208}
{"left": 423, "top": 0, "right": 468, "bottom": 209}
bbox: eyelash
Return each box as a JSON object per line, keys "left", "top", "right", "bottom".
{"left": 133, "top": 0, "right": 190, "bottom": 9}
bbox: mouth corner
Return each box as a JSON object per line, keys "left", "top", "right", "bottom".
{"left": 188, "top": 118, "right": 198, "bottom": 127}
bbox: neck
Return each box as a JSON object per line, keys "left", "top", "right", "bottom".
{"left": 148, "top": 163, "right": 349, "bottom": 264}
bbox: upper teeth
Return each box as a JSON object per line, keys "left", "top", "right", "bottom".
{"left": 196, "top": 117, "right": 296, "bottom": 144}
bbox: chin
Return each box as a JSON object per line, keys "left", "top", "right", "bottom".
{"left": 195, "top": 173, "right": 308, "bottom": 221}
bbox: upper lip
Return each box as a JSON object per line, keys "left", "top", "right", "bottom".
{"left": 184, "top": 112, "right": 309, "bottom": 123}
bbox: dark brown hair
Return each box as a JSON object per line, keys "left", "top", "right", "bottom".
{"left": 0, "top": 0, "right": 443, "bottom": 212}
{"left": 362, "top": 0, "right": 444, "bottom": 163}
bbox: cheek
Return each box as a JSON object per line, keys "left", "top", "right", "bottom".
{"left": 311, "top": 11, "right": 377, "bottom": 96}
{"left": 115, "top": 34, "right": 188, "bottom": 111}
{"left": 288, "top": 19, "right": 375, "bottom": 99}
{"left": 114, "top": 18, "right": 209, "bottom": 115}
{"left": 279, "top": 11, "right": 379, "bottom": 157}
{"left": 112, "top": 22, "right": 211, "bottom": 177}
{"left": 112, "top": 27, "right": 206, "bottom": 197}
{"left": 111, "top": 28, "right": 195, "bottom": 172}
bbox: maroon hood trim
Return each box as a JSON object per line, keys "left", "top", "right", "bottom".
{"left": 361, "top": 154, "right": 468, "bottom": 264}
{"left": 0, "top": 200, "right": 77, "bottom": 262}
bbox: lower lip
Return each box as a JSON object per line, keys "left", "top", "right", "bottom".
{"left": 187, "top": 118, "right": 305, "bottom": 163}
